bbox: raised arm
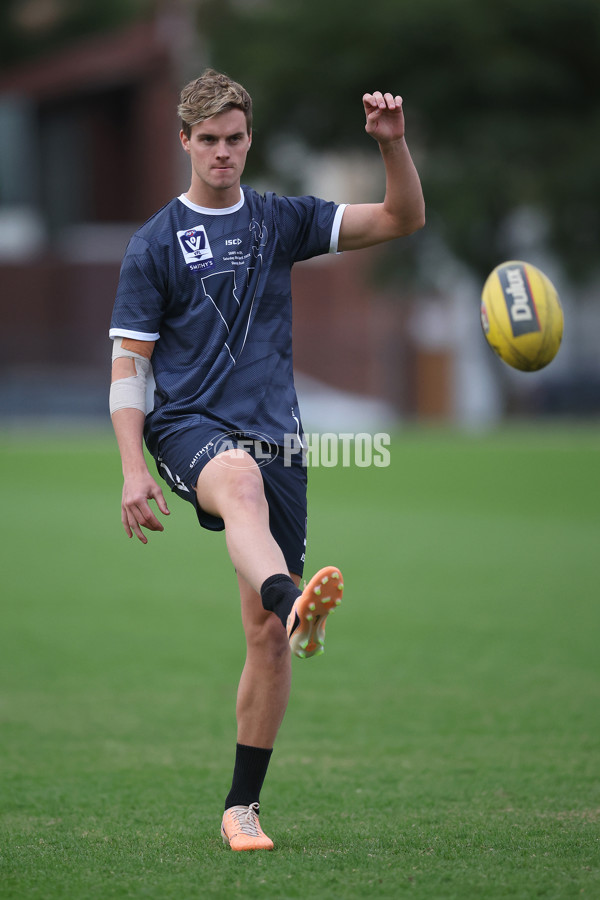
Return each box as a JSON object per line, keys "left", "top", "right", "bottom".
{"left": 338, "top": 91, "right": 425, "bottom": 251}
{"left": 110, "top": 338, "right": 169, "bottom": 543}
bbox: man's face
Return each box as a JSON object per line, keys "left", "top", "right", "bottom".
{"left": 180, "top": 108, "right": 252, "bottom": 201}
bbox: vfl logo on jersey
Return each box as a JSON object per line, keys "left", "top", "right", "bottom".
{"left": 177, "top": 225, "right": 215, "bottom": 271}
{"left": 499, "top": 264, "right": 541, "bottom": 337}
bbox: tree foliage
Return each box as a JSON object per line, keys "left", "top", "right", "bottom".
{"left": 203, "top": 0, "right": 600, "bottom": 282}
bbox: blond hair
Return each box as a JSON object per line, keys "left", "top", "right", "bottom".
{"left": 178, "top": 68, "right": 252, "bottom": 138}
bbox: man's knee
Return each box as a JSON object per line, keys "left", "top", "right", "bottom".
{"left": 228, "top": 464, "right": 267, "bottom": 511}
{"left": 196, "top": 451, "right": 267, "bottom": 519}
{"left": 246, "top": 613, "right": 290, "bottom": 663}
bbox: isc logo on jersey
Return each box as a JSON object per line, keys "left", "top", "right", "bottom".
{"left": 177, "top": 225, "right": 215, "bottom": 271}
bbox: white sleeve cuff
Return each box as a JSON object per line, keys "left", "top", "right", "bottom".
{"left": 109, "top": 327, "right": 160, "bottom": 341}
{"left": 329, "top": 204, "right": 348, "bottom": 254}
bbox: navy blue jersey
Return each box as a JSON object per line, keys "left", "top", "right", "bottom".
{"left": 110, "top": 188, "right": 345, "bottom": 455}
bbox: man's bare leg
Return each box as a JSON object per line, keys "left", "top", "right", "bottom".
{"left": 235, "top": 571, "right": 298, "bottom": 748}
{"left": 195, "top": 450, "right": 289, "bottom": 592}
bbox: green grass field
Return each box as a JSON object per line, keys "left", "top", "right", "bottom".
{"left": 1, "top": 424, "right": 599, "bottom": 899}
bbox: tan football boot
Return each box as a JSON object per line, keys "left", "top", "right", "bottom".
{"left": 286, "top": 566, "right": 344, "bottom": 658}
{"left": 221, "top": 803, "right": 274, "bottom": 851}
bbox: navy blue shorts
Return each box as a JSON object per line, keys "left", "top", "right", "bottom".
{"left": 151, "top": 425, "right": 308, "bottom": 577}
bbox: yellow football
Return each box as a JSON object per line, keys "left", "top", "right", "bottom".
{"left": 480, "top": 260, "right": 564, "bottom": 371}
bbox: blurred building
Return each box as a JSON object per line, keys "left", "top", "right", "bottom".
{"left": 0, "top": 15, "right": 188, "bottom": 417}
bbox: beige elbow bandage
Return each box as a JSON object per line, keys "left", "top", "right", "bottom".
{"left": 109, "top": 337, "right": 152, "bottom": 415}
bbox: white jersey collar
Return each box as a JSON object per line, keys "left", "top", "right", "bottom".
{"left": 177, "top": 190, "right": 245, "bottom": 216}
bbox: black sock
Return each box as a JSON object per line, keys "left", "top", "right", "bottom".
{"left": 224, "top": 743, "right": 273, "bottom": 810}
{"left": 260, "top": 574, "right": 301, "bottom": 627}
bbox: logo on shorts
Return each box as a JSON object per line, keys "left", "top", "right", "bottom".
{"left": 177, "top": 225, "right": 215, "bottom": 272}
{"left": 158, "top": 458, "right": 190, "bottom": 492}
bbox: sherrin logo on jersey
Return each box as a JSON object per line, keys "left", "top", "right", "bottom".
{"left": 177, "top": 225, "right": 215, "bottom": 271}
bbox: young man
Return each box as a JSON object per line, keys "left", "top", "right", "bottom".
{"left": 109, "top": 69, "right": 424, "bottom": 851}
